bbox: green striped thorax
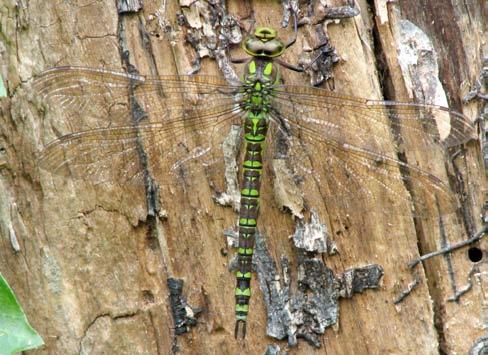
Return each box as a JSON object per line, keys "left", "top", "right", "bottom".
{"left": 240, "top": 27, "right": 283, "bottom": 142}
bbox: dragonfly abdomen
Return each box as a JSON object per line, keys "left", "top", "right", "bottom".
{"left": 235, "top": 103, "right": 271, "bottom": 337}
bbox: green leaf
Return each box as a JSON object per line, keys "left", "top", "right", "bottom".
{"left": 0, "top": 273, "right": 44, "bottom": 354}
{"left": 0, "top": 75, "right": 6, "bottom": 98}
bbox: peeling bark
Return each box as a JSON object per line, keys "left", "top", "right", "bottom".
{"left": 0, "top": 0, "right": 486, "bottom": 354}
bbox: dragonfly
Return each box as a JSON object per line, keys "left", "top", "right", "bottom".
{"left": 33, "top": 25, "right": 475, "bottom": 339}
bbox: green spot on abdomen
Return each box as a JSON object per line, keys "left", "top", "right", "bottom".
{"left": 239, "top": 218, "right": 257, "bottom": 227}
{"left": 243, "top": 160, "right": 263, "bottom": 169}
{"left": 235, "top": 287, "right": 251, "bottom": 297}
{"left": 238, "top": 247, "right": 254, "bottom": 255}
{"left": 241, "top": 188, "right": 259, "bottom": 197}
{"left": 236, "top": 271, "right": 252, "bottom": 279}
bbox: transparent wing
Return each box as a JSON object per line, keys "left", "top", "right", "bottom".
{"left": 271, "top": 85, "right": 473, "bottom": 148}
{"left": 33, "top": 66, "right": 240, "bottom": 130}
{"left": 33, "top": 67, "right": 243, "bottom": 185}
{"left": 38, "top": 108, "right": 241, "bottom": 186}
{"left": 269, "top": 85, "right": 475, "bottom": 216}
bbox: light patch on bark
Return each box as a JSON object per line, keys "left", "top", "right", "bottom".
{"left": 0, "top": 181, "right": 26, "bottom": 252}
{"left": 395, "top": 19, "right": 451, "bottom": 141}
{"left": 0, "top": 74, "right": 6, "bottom": 97}
{"left": 272, "top": 158, "right": 304, "bottom": 219}
{"left": 292, "top": 209, "right": 335, "bottom": 254}
{"left": 214, "top": 125, "right": 241, "bottom": 211}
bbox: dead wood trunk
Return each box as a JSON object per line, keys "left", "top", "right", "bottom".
{"left": 0, "top": 1, "right": 486, "bottom": 354}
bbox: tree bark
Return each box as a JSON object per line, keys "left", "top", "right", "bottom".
{"left": 0, "top": 0, "right": 486, "bottom": 354}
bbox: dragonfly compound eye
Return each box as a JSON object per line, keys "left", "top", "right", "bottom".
{"left": 243, "top": 36, "right": 285, "bottom": 58}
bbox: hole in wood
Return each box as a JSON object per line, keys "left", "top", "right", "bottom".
{"left": 468, "top": 247, "right": 483, "bottom": 263}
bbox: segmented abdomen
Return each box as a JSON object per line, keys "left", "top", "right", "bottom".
{"left": 235, "top": 111, "right": 268, "bottom": 326}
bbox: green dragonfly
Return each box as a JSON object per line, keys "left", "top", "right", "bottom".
{"left": 33, "top": 26, "right": 475, "bottom": 339}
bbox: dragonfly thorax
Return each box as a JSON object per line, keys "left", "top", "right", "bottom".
{"left": 242, "top": 58, "right": 280, "bottom": 85}
{"left": 241, "top": 58, "right": 280, "bottom": 113}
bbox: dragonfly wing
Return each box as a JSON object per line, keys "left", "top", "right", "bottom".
{"left": 269, "top": 85, "right": 474, "bottom": 217}
{"left": 34, "top": 67, "right": 243, "bottom": 186}
{"left": 39, "top": 108, "right": 242, "bottom": 186}
{"left": 271, "top": 85, "right": 475, "bottom": 149}
{"left": 33, "top": 66, "right": 240, "bottom": 132}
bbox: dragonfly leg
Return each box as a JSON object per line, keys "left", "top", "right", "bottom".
{"left": 275, "top": 58, "right": 305, "bottom": 72}
{"left": 284, "top": 8, "right": 298, "bottom": 49}
{"left": 230, "top": 57, "right": 249, "bottom": 64}
{"left": 276, "top": 40, "right": 336, "bottom": 73}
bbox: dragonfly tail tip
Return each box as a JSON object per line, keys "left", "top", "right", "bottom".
{"left": 234, "top": 320, "right": 247, "bottom": 339}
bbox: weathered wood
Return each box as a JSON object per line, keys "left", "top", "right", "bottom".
{"left": 117, "top": 0, "right": 143, "bottom": 14}
{"left": 0, "top": 0, "right": 485, "bottom": 354}
{"left": 375, "top": 1, "right": 487, "bottom": 353}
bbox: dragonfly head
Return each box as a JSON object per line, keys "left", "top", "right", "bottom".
{"left": 243, "top": 27, "right": 285, "bottom": 58}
